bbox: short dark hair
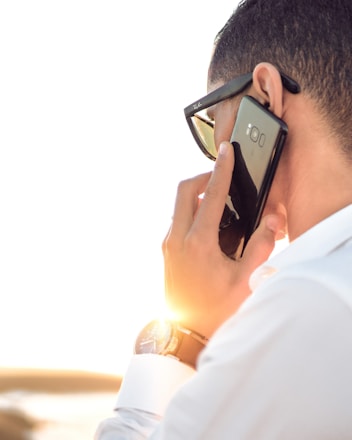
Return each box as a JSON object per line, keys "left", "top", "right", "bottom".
{"left": 210, "top": 0, "right": 352, "bottom": 156}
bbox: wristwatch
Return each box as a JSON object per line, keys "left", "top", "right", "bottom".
{"left": 134, "top": 319, "right": 208, "bottom": 369}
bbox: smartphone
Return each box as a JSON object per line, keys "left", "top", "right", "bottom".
{"left": 218, "top": 95, "right": 288, "bottom": 258}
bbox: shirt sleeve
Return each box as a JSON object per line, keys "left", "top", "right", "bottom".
{"left": 94, "top": 408, "right": 161, "bottom": 440}
{"left": 94, "top": 354, "right": 195, "bottom": 440}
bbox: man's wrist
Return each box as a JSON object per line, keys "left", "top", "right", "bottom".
{"left": 134, "top": 319, "right": 208, "bottom": 369}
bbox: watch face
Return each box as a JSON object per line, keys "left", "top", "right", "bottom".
{"left": 134, "top": 319, "right": 175, "bottom": 355}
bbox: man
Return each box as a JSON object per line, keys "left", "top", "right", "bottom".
{"left": 96, "top": 0, "right": 352, "bottom": 438}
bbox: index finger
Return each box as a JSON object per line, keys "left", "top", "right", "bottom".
{"left": 191, "top": 141, "right": 235, "bottom": 242}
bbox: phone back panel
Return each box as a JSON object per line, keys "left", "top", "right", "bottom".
{"left": 219, "top": 95, "right": 288, "bottom": 257}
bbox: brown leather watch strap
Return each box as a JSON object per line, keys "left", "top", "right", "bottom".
{"left": 175, "top": 326, "right": 208, "bottom": 369}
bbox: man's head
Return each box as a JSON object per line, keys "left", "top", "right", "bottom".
{"left": 210, "top": 0, "right": 352, "bottom": 156}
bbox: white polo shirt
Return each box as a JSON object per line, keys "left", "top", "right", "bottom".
{"left": 96, "top": 204, "right": 352, "bottom": 440}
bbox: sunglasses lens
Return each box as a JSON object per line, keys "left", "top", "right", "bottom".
{"left": 191, "top": 114, "right": 217, "bottom": 160}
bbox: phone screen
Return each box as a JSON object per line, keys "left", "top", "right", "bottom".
{"left": 218, "top": 95, "right": 288, "bottom": 258}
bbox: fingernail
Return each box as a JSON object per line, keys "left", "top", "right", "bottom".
{"left": 219, "top": 142, "right": 229, "bottom": 156}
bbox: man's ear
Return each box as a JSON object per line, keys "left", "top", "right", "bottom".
{"left": 252, "top": 62, "right": 283, "bottom": 117}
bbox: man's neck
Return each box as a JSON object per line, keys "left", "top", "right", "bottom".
{"left": 286, "top": 144, "right": 352, "bottom": 241}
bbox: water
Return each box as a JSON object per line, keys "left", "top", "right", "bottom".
{"left": 0, "top": 390, "right": 117, "bottom": 440}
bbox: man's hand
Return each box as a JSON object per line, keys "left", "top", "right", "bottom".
{"left": 162, "top": 142, "right": 285, "bottom": 339}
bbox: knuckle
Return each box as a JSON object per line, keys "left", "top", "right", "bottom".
{"left": 177, "top": 177, "right": 190, "bottom": 190}
{"left": 184, "top": 233, "right": 207, "bottom": 257}
{"left": 162, "top": 233, "right": 179, "bottom": 255}
{"left": 161, "top": 237, "right": 167, "bottom": 254}
{"left": 176, "top": 177, "right": 195, "bottom": 195}
{"left": 176, "top": 173, "right": 209, "bottom": 196}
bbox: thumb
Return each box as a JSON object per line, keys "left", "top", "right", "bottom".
{"left": 240, "top": 214, "right": 286, "bottom": 278}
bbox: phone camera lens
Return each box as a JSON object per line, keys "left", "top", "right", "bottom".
{"left": 250, "top": 126, "right": 260, "bottom": 142}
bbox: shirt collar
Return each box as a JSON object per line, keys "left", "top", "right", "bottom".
{"left": 249, "top": 204, "right": 352, "bottom": 291}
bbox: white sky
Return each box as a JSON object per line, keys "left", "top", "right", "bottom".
{"left": 0, "top": 1, "right": 240, "bottom": 375}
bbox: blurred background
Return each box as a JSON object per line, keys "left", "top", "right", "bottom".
{"left": 0, "top": 0, "right": 239, "bottom": 438}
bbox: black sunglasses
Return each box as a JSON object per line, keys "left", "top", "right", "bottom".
{"left": 184, "top": 72, "right": 300, "bottom": 161}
